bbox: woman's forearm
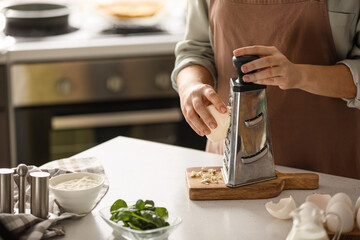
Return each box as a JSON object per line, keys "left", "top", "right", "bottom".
{"left": 297, "top": 64, "right": 356, "bottom": 99}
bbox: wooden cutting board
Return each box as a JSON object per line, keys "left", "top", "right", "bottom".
{"left": 186, "top": 166, "right": 319, "bottom": 200}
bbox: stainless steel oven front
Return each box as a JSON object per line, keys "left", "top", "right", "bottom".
{"left": 10, "top": 55, "right": 205, "bottom": 166}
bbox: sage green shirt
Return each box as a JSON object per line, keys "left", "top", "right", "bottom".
{"left": 172, "top": 0, "right": 360, "bottom": 109}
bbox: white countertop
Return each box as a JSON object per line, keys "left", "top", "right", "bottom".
{"left": 55, "top": 136, "right": 360, "bottom": 240}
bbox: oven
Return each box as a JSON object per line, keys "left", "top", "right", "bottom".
{"left": 10, "top": 55, "right": 206, "bottom": 166}
{"left": 0, "top": 64, "right": 10, "bottom": 167}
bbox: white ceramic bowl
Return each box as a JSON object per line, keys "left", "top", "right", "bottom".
{"left": 49, "top": 172, "right": 104, "bottom": 214}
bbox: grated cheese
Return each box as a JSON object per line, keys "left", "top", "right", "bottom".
{"left": 189, "top": 167, "right": 223, "bottom": 185}
{"left": 190, "top": 171, "right": 197, "bottom": 178}
{"left": 209, "top": 169, "right": 216, "bottom": 176}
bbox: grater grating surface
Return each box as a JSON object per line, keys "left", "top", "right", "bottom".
{"left": 222, "top": 56, "right": 277, "bottom": 187}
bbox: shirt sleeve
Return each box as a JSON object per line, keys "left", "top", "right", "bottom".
{"left": 171, "top": 0, "right": 216, "bottom": 91}
{"left": 337, "top": 12, "right": 360, "bottom": 109}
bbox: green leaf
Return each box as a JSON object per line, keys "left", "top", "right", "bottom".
{"left": 110, "top": 199, "right": 127, "bottom": 212}
{"left": 117, "top": 210, "right": 133, "bottom": 222}
{"left": 110, "top": 208, "right": 138, "bottom": 223}
{"left": 144, "top": 200, "right": 154, "bottom": 207}
{"left": 155, "top": 207, "right": 168, "bottom": 220}
{"left": 109, "top": 199, "right": 170, "bottom": 231}
{"left": 128, "top": 220, "right": 144, "bottom": 231}
{"left": 135, "top": 199, "right": 145, "bottom": 210}
{"left": 140, "top": 210, "right": 169, "bottom": 228}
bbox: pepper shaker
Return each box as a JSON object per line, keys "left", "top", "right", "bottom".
{"left": 30, "top": 172, "right": 50, "bottom": 219}
{"left": 0, "top": 168, "right": 14, "bottom": 213}
{"left": 17, "top": 164, "right": 28, "bottom": 214}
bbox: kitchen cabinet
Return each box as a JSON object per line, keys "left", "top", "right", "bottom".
{"left": 0, "top": 65, "right": 10, "bottom": 167}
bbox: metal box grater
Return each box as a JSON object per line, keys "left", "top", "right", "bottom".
{"left": 221, "top": 56, "right": 277, "bottom": 187}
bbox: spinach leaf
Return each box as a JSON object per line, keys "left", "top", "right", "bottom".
{"left": 135, "top": 199, "right": 146, "bottom": 210}
{"left": 110, "top": 199, "right": 127, "bottom": 213}
{"left": 144, "top": 200, "right": 154, "bottom": 207}
{"left": 155, "top": 207, "right": 168, "bottom": 220}
{"left": 109, "top": 199, "right": 170, "bottom": 231}
{"left": 135, "top": 199, "right": 155, "bottom": 210}
{"left": 128, "top": 219, "right": 144, "bottom": 231}
{"left": 110, "top": 208, "right": 138, "bottom": 222}
{"left": 140, "top": 210, "right": 169, "bottom": 228}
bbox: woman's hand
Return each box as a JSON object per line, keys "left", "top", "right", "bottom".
{"left": 177, "top": 65, "right": 227, "bottom": 136}
{"left": 233, "top": 45, "right": 356, "bottom": 98}
{"left": 233, "top": 46, "right": 303, "bottom": 90}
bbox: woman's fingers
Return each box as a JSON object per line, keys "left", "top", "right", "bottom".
{"left": 232, "top": 45, "right": 300, "bottom": 90}
{"left": 179, "top": 83, "right": 227, "bottom": 137}
{"left": 243, "top": 66, "right": 282, "bottom": 83}
{"left": 233, "top": 45, "right": 278, "bottom": 57}
{"left": 185, "top": 92, "right": 226, "bottom": 136}
{"left": 186, "top": 111, "right": 207, "bottom": 136}
{"left": 193, "top": 98, "right": 217, "bottom": 131}
{"left": 203, "top": 87, "right": 227, "bottom": 113}
{"left": 241, "top": 56, "right": 282, "bottom": 73}
{"left": 253, "top": 77, "right": 285, "bottom": 86}
{"left": 182, "top": 105, "right": 207, "bottom": 136}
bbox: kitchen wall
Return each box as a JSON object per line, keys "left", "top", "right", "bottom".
{"left": 0, "top": 65, "right": 10, "bottom": 167}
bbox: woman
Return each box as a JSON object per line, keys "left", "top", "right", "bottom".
{"left": 171, "top": 0, "right": 360, "bottom": 179}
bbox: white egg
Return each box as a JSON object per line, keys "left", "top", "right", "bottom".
{"left": 326, "top": 202, "right": 354, "bottom": 233}
{"left": 355, "top": 196, "right": 360, "bottom": 215}
{"left": 326, "top": 192, "right": 353, "bottom": 213}
{"left": 205, "top": 105, "right": 230, "bottom": 142}
{"left": 265, "top": 195, "right": 297, "bottom": 220}
{"left": 305, "top": 193, "right": 331, "bottom": 212}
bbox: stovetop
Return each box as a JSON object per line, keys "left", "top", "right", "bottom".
{"left": 10, "top": 9, "right": 182, "bottom": 42}
{"left": 0, "top": 4, "right": 185, "bottom": 63}
{"left": 0, "top": 1, "right": 185, "bottom": 55}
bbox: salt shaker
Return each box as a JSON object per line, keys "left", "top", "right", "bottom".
{"left": 0, "top": 168, "right": 14, "bottom": 213}
{"left": 30, "top": 172, "right": 50, "bottom": 219}
{"left": 17, "top": 164, "right": 28, "bottom": 213}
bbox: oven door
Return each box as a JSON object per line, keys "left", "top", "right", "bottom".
{"left": 11, "top": 55, "right": 206, "bottom": 166}
{"left": 15, "top": 99, "right": 206, "bottom": 166}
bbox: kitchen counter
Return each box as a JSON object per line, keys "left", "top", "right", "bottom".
{"left": 55, "top": 136, "right": 360, "bottom": 240}
{"left": 0, "top": 33, "right": 182, "bottom": 64}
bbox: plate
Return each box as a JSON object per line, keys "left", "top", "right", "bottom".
{"left": 99, "top": 206, "right": 182, "bottom": 240}
{"left": 96, "top": 2, "right": 166, "bottom": 27}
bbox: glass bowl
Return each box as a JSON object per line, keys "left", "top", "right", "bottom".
{"left": 99, "top": 206, "right": 182, "bottom": 240}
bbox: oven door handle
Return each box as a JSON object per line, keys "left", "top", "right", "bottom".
{"left": 51, "top": 108, "right": 183, "bottom": 130}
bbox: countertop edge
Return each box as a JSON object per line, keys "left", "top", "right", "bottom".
{"left": 0, "top": 34, "right": 183, "bottom": 64}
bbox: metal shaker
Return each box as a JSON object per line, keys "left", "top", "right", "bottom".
{"left": 30, "top": 172, "right": 50, "bottom": 219}
{"left": 0, "top": 168, "right": 14, "bottom": 213}
{"left": 17, "top": 164, "right": 28, "bottom": 213}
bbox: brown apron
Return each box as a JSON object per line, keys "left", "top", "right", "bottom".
{"left": 207, "top": 0, "right": 360, "bottom": 179}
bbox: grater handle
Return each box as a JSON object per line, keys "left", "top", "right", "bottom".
{"left": 232, "top": 55, "right": 259, "bottom": 85}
